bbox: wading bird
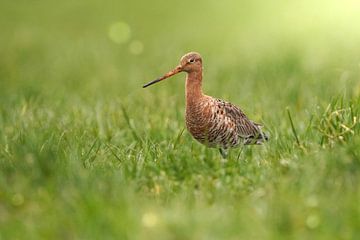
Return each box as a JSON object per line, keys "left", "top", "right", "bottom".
{"left": 143, "top": 52, "right": 268, "bottom": 158}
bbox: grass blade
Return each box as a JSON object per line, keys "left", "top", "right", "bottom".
{"left": 121, "top": 104, "right": 142, "bottom": 144}
{"left": 287, "top": 107, "right": 301, "bottom": 146}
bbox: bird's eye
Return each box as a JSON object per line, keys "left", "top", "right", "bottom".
{"left": 189, "top": 59, "right": 195, "bottom": 63}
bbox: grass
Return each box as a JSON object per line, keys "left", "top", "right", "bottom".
{"left": 0, "top": 0, "right": 360, "bottom": 239}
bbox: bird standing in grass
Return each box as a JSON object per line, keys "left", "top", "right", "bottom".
{"left": 143, "top": 52, "right": 268, "bottom": 158}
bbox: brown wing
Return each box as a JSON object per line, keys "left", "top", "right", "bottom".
{"left": 212, "top": 98, "right": 267, "bottom": 145}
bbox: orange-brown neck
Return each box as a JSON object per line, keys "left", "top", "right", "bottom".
{"left": 185, "top": 69, "right": 204, "bottom": 106}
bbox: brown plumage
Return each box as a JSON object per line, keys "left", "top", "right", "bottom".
{"left": 143, "top": 52, "right": 268, "bottom": 158}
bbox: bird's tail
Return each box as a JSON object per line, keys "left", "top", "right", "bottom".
{"left": 253, "top": 121, "right": 269, "bottom": 141}
{"left": 245, "top": 123, "right": 269, "bottom": 145}
{"left": 258, "top": 121, "right": 269, "bottom": 142}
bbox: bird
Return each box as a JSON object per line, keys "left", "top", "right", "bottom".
{"left": 143, "top": 52, "right": 268, "bottom": 158}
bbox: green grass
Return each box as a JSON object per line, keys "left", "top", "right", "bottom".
{"left": 1, "top": 0, "right": 360, "bottom": 239}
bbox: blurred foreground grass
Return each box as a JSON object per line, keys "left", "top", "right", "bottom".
{"left": 0, "top": 0, "right": 360, "bottom": 239}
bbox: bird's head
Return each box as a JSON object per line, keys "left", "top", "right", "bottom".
{"left": 143, "top": 52, "right": 202, "bottom": 88}
{"left": 179, "top": 52, "right": 202, "bottom": 73}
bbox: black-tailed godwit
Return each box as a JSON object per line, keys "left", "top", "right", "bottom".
{"left": 143, "top": 52, "right": 268, "bottom": 158}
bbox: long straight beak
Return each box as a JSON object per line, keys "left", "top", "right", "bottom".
{"left": 143, "top": 65, "right": 183, "bottom": 88}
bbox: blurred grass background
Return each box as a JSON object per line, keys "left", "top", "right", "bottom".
{"left": 0, "top": 0, "right": 360, "bottom": 239}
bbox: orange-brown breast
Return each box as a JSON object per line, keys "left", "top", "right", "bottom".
{"left": 185, "top": 96, "right": 212, "bottom": 145}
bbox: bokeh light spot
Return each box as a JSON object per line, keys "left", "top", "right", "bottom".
{"left": 108, "top": 22, "right": 131, "bottom": 44}
{"left": 305, "top": 195, "right": 318, "bottom": 208}
{"left": 306, "top": 214, "right": 320, "bottom": 229}
{"left": 129, "top": 40, "right": 144, "bottom": 55}
{"left": 12, "top": 193, "right": 24, "bottom": 206}
{"left": 142, "top": 212, "right": 158, "bottom": 228}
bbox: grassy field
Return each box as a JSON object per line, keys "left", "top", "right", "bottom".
{"left": 1, "top": 0, "right": 360, "bottom": 239}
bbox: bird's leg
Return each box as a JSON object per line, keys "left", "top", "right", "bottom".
{"left": 219, "top": 148, "right": 228, "bottom": 159}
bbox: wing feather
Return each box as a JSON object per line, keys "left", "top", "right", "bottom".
{"left": 212, "top": 98, "right": 267, "bottom": 144}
